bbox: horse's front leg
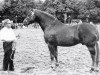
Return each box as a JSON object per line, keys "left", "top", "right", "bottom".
{"left": 48, "top": 44, "right": 58, "bottom": 70}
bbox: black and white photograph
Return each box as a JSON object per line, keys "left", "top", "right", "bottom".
{"left": 0, "top": 0, "right": 100, "bottom": 75}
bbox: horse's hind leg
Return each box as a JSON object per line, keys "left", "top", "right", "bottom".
{"left": 95, "top": 42, "right": 99, "bottom": 71}
{"left": 87, "top": 42, "right": 99, "bottom": 72}
{"left": 48, "top": 44, "right": 58, "bottom": 69}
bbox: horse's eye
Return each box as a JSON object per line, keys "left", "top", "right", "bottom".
{"left": 27, "top": 14, "right": 30, "bottom": 16}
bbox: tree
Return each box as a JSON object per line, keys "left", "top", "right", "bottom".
{"left": 1, "top": 0, "right": 100, "bottom": 23}
{"left": 0, "top": 0, "right": 36, "bottom": 22}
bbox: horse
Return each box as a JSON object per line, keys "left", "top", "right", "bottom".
{"left": 23, "top": 9, "right": 100, "bottom": 72}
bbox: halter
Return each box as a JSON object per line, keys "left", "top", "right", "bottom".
{"left": 31, "top": 9, "right": 36, "bottom": 16}
{"left": 10, "top": 50, "right": 15, "bottom": 60}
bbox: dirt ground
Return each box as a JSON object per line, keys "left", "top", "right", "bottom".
{"left": 0, "top": 25, "right": 100, "bottom": 75}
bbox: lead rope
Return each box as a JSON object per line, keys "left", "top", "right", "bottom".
{"left": 10, "top": 50, "right": 15, "bottom": 60}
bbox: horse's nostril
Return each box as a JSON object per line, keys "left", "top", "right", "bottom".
{"left": 23, "top": 21, "right": 28, "bottom": 26}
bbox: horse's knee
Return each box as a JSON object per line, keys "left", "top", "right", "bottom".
{"left": 89, "top": 50, "right": 95, "bottom": 55}
{"left": 50, "top": 53, "right": 54, "bottom": 60}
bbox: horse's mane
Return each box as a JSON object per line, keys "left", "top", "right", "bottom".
{"left": 35, "top": 9, "right": 56, "bottom": 20}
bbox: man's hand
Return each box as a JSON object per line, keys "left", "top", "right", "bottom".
{"left": 12, "top": 41, "right": 16, "bottom": 51}
{"left": 16, "top": 34, "right": 20, "bottom": 39}
{"left": 1, "top": 39, "right": 6, "bottom": 42}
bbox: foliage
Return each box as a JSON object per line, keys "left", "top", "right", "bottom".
{"left": 0, "top": 0, "right": 36, "bottom": 22}
{"left": 1, "top": 0, "right": 100, "bottom": 23}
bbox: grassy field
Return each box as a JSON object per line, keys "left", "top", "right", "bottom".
{"left": 0, "top": 25, "right": 100, "bottom": 75}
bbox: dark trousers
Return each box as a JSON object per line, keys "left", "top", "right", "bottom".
{"left": 3, "top": 42, "right": 15, "bottom": 71}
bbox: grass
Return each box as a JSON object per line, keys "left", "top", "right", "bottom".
{"left": 0, "top": 25, "right": 100, "bottom": 75}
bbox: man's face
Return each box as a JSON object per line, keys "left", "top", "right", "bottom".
{"left": 6, "top": 23, "right": 12, "bottom": 28}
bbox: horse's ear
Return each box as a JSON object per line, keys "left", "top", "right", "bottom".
{"left": 33, "top": 9, "right": 35, "bottom": 12}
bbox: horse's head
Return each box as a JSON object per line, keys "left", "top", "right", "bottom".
{"left": 23, "top": 9, "right": 36, "bottom": 27}
{"left": 23, "top": 9, "right": 57, "bottom": 30}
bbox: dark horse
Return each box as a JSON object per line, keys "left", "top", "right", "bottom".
{"left": 23, "top": 9, "right": 99, "bottom": 72}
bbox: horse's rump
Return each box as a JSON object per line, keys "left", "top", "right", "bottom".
{"left": 78, "top": 23, "right": 99, "bottom": 45}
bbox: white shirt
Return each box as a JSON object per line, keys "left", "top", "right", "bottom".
{"left": 0, "top": 27, "right": 17, "bottom": 42}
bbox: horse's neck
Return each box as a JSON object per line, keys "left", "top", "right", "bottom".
{"left": 37, "top": 11, "right": 64, "bottom": 31}
{"left": 39, "top": 19, "right": 55, "bottom": 31}
{"left": 38, "top": 15, "right": 56, "bottom": 31}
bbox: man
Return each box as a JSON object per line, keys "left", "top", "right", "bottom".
{"left": 0, "top": 19, "right": 17, "bottom": 71}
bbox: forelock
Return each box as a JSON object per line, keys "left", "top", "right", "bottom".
{"left": 31, "top": 9, "right": 36, "bottom": 16}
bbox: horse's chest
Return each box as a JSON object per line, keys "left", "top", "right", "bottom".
{"left": 44, "top": 30, "right": 57, "bottom": 44}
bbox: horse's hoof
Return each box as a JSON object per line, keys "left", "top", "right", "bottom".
{"left": 51, "top": 66, "right": 56, "bottom": 71}
{"left": 56, "top": 63, "right": 59, "bottom": 67}
{"left": 90, "top": 68, "right": 99, "bottom": 73}
{"left": 94, "top": 69, "right": 99, "bottom": 72}
{"left": 90, "top": 68, "right": 94, "bottom": 73}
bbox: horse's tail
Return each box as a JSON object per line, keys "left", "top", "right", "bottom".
{"left": 95, "top": 28, "right": 99, "bottom": 41}
{"left": 95, "top": 42, "right": 100, "bottom": 65}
